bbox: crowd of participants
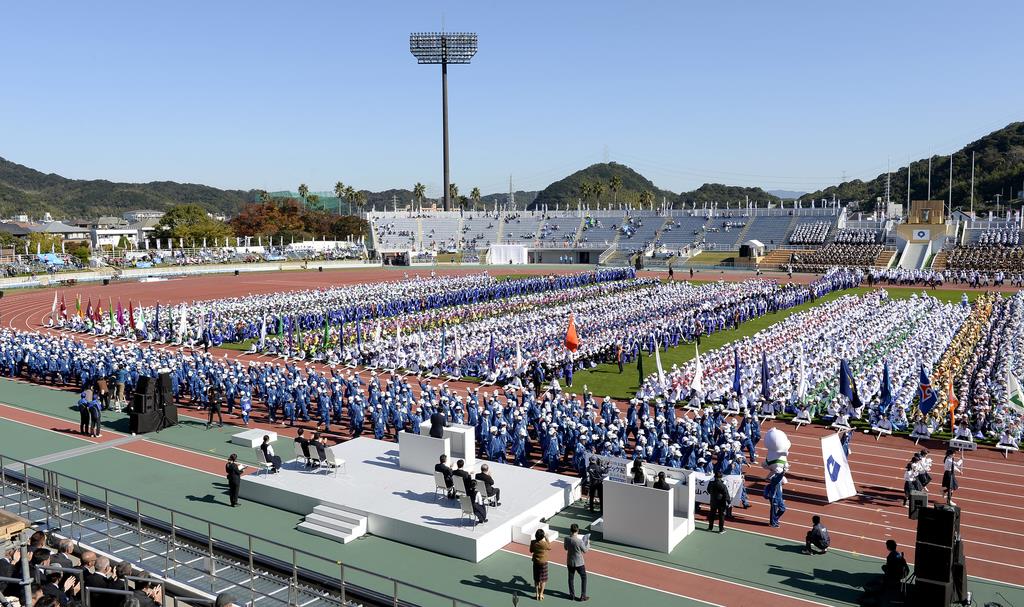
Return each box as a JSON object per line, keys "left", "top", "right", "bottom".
{"left": 867, "top": 267, "right": 1021, "bottom": 289}
{"left": 974, "top": 228, "right": 1021, "bottom": 246}
{"left": 833, "top": 228, "right": 880, "bottom": 244}
{"left": 787, "top": 243, "right": 883, "bottom": 272}
{"left": 944, "top": 244, "right": 1024, "bottom": 273}
{"left": 787, "top": 221, "right": 830, "bottom": 245}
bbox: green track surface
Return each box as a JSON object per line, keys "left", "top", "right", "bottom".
{"left": 0, "top": 417, "right": 91, "bottom": 462}
{"left": 571, "top": 285, "right": 993, "bottom": 400}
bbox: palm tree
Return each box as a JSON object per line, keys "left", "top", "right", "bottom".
{"left": 354, "top": 191, "right": 368, "bottom": 214}
{"left": 306, "top": 194, "right": 323, "bottom": 212}
{"left": 413, "top": 182, "right": 427, "bottom": 209}
{"left": 576, "top": 180, "right": 591, "bottom": 210}
{"left": 609, "top": 175, "right": 622, "bottom": 206}
{"left": 334, "top": 181, "right": 347, "bottom": 215}
{"left": 449, "top": 183, "right": 459, "bottom": 206}
{"left": 592, "top": 181, "right": 606, "bottom": 209}
{"left": 297, "top": 184, "right": 309, "bottom": 207}
{"left": 470, "top": 187, "right": 481, "bottom": 210}
{"left": 343, "top": 186, "right": 356, "bottom": 215}
{"left": 640, "top": 189, "right": 655, "bottom": 210}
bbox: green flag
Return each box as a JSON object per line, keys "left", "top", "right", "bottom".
{"left": 1009, "top": 369, "right": 1024, "bottom": 414}
{"left": 322, "top": 317, "right": 330, "bottom": 351}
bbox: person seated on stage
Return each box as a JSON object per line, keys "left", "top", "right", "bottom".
{"left": 435, "top": 454, "right": 455, "bottom": 499}
{"left": 310, "top": 432, "right": 329, "bottom": 466}
{"left": 294, "top": 429, "right": 313, "bottom": 467}
{"left": 652, "top": 471, "right": 671, "bottom": 490}
{"left": 453, "top": 459, "right": 487, "bottom": 524}
{"left": 804, "top": 515, "right": 830, "bottom": 554}
{"left": 630, "top": 458, "right": 647, "bottom": 485}
{"left": 259, "top": 435, "right": 282, "bottom": 473}
{"left": 475, "top": 463, "right": 501, "bottom": 506}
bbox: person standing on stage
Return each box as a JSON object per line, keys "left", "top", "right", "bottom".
{"left": 942, "top": 448, "right": 963, "bottom": 506}
{"left": 225, "top": 454, "right": 244, "bottom": 507}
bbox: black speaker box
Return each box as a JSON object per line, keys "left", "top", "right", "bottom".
{"left": 136, "top": 376, "right": 155, "bottom": 395}
{"left": 908, "top": 490, "right": 928, "bottom": 520}
{"left": 131, "top": 393, "right": 154, "bottom": 414}
{"left": 130, "top": 410, "right": 161, "bottom": 434}
{"left": 914, "top": 578, "right": 953, "bottom": 606}
{"left": 917, "top": 505, "right": 960, "bottom": 547}
{"left": 914, "top": 542, "right": 953, "bottom": 582}
{"left": 161, "top": 403, "right": 178, "bottom": 427}
{"left": 157, "top": 371, "right": 172, "bottom": 394}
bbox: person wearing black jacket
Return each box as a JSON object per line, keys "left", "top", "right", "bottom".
{"left": 0, "top": 541, "right": 20, "bottom": 598}
{"left": 707, "top": 471, "right": 730, "bottom": 533}
{"left": 434, "top": 454, "right": 454, "bottom": 498}
{"left": 206, "top": 386, "right": 224, "bottom": 429}
{"left": 474, "top": 464, "right": 501, "bottom": 506}
{"left": 225, "top": 454, "right": 244, "bottom": 507}
{"left": 453, "top": 459, "right": 487, "bottom": 523}
{"left": 428, "top": 411, "right": 447, "bottom": 438}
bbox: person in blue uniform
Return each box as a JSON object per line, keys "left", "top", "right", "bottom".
{"left": 763, "top": 466, "right": 788, "bottom": 527}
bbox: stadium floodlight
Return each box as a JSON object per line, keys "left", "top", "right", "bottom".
{"left": 410, "top": 32, "right": 478, "bottom": 211}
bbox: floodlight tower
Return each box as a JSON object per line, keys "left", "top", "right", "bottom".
{"left": 410, "top": 32, "right": 478, "bottom": 211}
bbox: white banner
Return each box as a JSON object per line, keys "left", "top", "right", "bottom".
{"left": 590, "top": 454, "right": 743, "bottom": 507}
{"left": 821, "top": 433, "right": 857, "bottom": 502}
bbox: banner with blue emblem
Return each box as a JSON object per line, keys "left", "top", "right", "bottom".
{"left": 821, "top": 433, "right": 857, "bottom": 502}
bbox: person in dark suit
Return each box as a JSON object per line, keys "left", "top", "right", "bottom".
{"left": 475, "top": 463, "right": 501, "bottom": 506}
{"left": 294, "top": 429, "right": 312, "bottom": 467}
{"left": 652, "top": 471, "right": 671, "bottom": 490}
{"left": 453, "top": 459, "right": 487, "bottom": 523}
{"left": 586, "top": 457, "right": 609, "bottom": 511}
{"left": 259, "top": 436, "right": 282, "bottom": 472}
{"left": 83, "top": 556, "right": 116, "bottom": 607}
{"left": 225, "top": 454, "right": 244, "bottom": 507}
{"left": 434, "top": 454, "right": 454, "bottom": 498}
{"left": 29, "top": 548, "right": 51, "bottom": 582}
{"left": 40, "top": 572, "right": 76, "bottom": 607}
{"left": 707, "top": 471, "right": 730, "bottom": 533}
{"left": 0, "top": 540, "right": 21, "bottom": 598}
{"left": 206, "top": 386, "right": 224, "bottom": 429}
{"left": 428, "top": 411, "right": 447, "bottom": 438}
{"left": 50, "top": 540, "right": 74, "bottom": 571}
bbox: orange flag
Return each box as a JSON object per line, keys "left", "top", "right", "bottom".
{"left": 565, "top": 314, "right": 580, "bottom": 352}
{"left": 947, "top": 376, "right": 959, "bottom": 431}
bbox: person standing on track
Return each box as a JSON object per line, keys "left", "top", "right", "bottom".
{"left": 225, "top": 454, "right": 244, "bottom": 507}
{"left": 77, "top": 390, "right": 91, "bottom": 435}
{"left": 87, "top": 391, "right": 103, "bottom": 437}
{"left": 942, "top": 448, "right": 963, "bottom": 505}
{"left": 706, "top": 470, "right": 729, "bottom": 533}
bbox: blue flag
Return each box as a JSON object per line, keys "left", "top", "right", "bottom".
{"left": 441, "top": 324, "right": 447, "bottom": 361}
{"left": 760, "top": 352, "right": 770, "bottom": 400}
{"left": 918, "top": 366, "right": 938, "bottom": 414}
{"left": 839, "top": 359, "right": 853, "bottom": 403}
{"left": 487, "top": 333, "right": 496, "bottom": 371}
{"left": 879, "top": 359, "right": 894, "bottom": 415}
{"left": 356, "top": 317, "right": 363, "bottom": 348}
{"left": 154, "top": 302, "right": 160, "bottom": 332}
{"left": 732, "top": 349, "right": 742, "bottom": 394}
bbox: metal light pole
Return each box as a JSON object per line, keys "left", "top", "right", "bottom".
{"left": 410, "top": 32, "right": 478, "bottom": 211}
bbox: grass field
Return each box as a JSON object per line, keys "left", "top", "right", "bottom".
{"left": 570, "top": 285, "right": 990, "bottom": 400}
{"left": 684, "top": 251, "right": 735, "bottom": 265}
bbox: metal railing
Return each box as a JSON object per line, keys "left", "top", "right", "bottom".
{"left": 0, "top": 454, "right": 484, "bottom": 607}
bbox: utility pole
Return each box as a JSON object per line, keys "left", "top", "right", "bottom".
{"left": 906, "top": 157, "right": 912, "bottom": 207}
{"left": 970, "top": 151, "right": 975, "bottom": 215}
{"left": 948, "top": 154, "right": 954, "bottom": 217}
{"left": 927, "top": 154, "right": 932, "bottom": 200}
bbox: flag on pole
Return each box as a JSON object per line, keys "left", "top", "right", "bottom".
{"left": 690, "top": 343, "right": 704, "bottom": 392}
{"left": 49, "top": 291, "right": 58, "bottom": 326}
{"left": 76, "top": 294, "right": 82, "bottom": 318}
{"left": 128, "top": 301, "right": 135, "bottom": 329}
{"left": 59, "top": 293, "right": 67, "bottom": 321}
{"left": 839, "top": 359, "right": 854, "bottom": 403}
{"left": 155, "top": 302, "right": 161, "bottom": 332}
{"left": 177, "top": 304, "right": 188, "bottom": 343}
{"left": 918, "top": 366, "right": 938, "bottom": 414}
{"left": 732, "top": 349, "right": 742, "bottom": 395}
{"left": 564, "top": 314, "right": 580, "bottom": 352}
{"left": 321, "top": 316, "right": 330, "bottom": 351}
{"left": 395, "top": 319, "right": 401, "bottom": 346}
{"left": 108, "top": 298, "right": 115, "bottom": 327}
{"left": 487, "top": 333, "right": 496, "bottom": 371}
{"left": 947, "top": 375, "right": 959, "bottom": 430}
{"left": 441, "top": 325, "right": 447, "bottom": 361}
{"left": 116, "top": 299, "right": 124, "bottom": 326}
{"left": 796, "top": 345, "right": 808, "bottom": 401}
{"left": 373, "top": 322, "right": 382, "bottom": 344}
{"left": 136, "top": 302, "right": 146, "bottom": 331}
{"left": 259, "top": 316, "right": 267, "bottom": 351}
{"left": 760, "top": 352, "right": 771, "bottom": 400}
{"left": 654, "top": 341, "right": 665, "bottom": 386}
{"left": 356, "top": 318, "right": 363, "bottom": 348}
{"left": 636, "top": 345, "right": 644, "bottom": 380}
{"left": 879, "top": 359, "right": 894, "bottom": 416}
{"left": 1008, "top": 369, "right": 1024, "bottom": 414}
{"left": 515, "top": 341, "right": 523, "bottom": 370}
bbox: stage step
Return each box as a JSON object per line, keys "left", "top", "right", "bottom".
{"left": 297, "top": 505, "right": 367, "bottom": 544}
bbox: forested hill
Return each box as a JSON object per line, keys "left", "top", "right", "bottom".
{"left": 800, "top": 122, "right": 1024, "bottom": 212}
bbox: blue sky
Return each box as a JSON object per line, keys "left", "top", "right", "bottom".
{"left": 2, "top": 1, "right": 1021, "bottom": 197}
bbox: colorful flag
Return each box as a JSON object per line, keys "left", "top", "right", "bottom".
{"left": 760, "top": 352, "right": 770, "bottom": 400}
{"left": 487, "top": 333, "right": 496, "bottom": 371}
{"left": 75, "top": 293, "right": 82, "bottom": 318}
{"left": 918, "top": 366, "right": 938, "bottom": 414}
{"left": 947, "top": 375, "right": 959, "bottom": 430}
{"left": 654, "top": 340, "right": 665, "bottom": 386}
{"left": 321, "top": 316, "right": 330, "bottom": 351}
{"left": 839, "top": 359, "right": 854, "bottom": 403}
{"left": 86, "top": 298, "right": 93, "bottom": 321}
{"left": 732, "top": 349, "right": 742, "bottom": 394}
{"left": 59, "top": 293, "right": 67, "bottom": 321}
{"left": 128, "top": 301, "right": 135, "bottom": 329}
{"left": 259, "top": 316, "right": 267, "bottom": 351}
{"left": 116, "top": 299, "right": 124, "bottom": 326}
{"left": 564, "top": 314, "right": 580, "bottom": 352}
{"left": 879, "top": 359, "right": 894, "bottom": 416}
{"left": 1008, "top": 369, "right": 1024, "bottom": 414}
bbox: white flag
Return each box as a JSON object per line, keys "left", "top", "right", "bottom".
{"left": 796, "top": 345, "right": 808, "bottom": 400}
{"left": 821, "top": 433, "right": 857, "bottom": 502}
{"left": 49, "top": 291, "right": 58, "bottom": 326}
{"left": 690, "top": 343, "right": 704, "bottom": 393}
{"left": 515, "top": 342, "right": 523, "bottom": 370}
{"left": 373, "top": 322, "right": 382, "bottom": 343}
{"left": 1009, "top": 369, "right": 1024, "bottom": 414}
{"left": 176, "top": 304, "right": 188, "bottom": 342}
{"left": 395, "top": 320, "right": 402, "bottom": 346}
{"left": 259, "top": 316, "right": 267, "bottom": 350}
{"left": 654, "top": 340, "right": 665, "bottom": 386}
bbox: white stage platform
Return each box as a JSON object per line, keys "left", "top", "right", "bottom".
{"left": 239, "top": 437, "right": 581, "bottom": 562}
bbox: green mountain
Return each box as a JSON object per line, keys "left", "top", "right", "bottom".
{"left": 0, "top": 157, "right": 255, "bottom": 219}
{"left": 529, "top": 162, "right": 675, "bottom": 210}
{"left": 800, "top": 122, "right": 1024, "bottom": 212}
{"left": 677, "top": 183, "right": 780, "bottom": 206}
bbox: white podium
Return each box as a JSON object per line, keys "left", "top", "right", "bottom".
{"left": 398, "top": 431, "right": 450, "bottom": 475}
{"left": 420, "top": 422, "right": 476, "bottom": 469}
{"left": 601, "top": 478, "right": 694, "bottom": 553}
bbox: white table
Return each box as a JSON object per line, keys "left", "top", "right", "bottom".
{"left": 231, "top": 429, "right": 278, "bottom": 448}
{"left": 420, "top": 422, "right": 476, "bottom": 468}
